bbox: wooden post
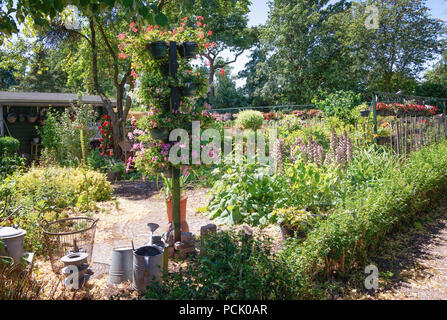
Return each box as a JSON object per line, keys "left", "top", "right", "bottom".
{"left": 372, "top": 94, "right": 378, "bottom": 145}
{"left": 0, "top": 104, "right": 3, "bottom": 137}
{"left": 169, "top": 41, "right": 182, "bottom": 243}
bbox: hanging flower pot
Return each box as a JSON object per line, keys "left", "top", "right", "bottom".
{"left": 27, "top": 114, "right": 38, "bottom": 123}
{"left": 7, "top": 112, "right": 17, "bottom": 124}
{"left": 178, "top": 42, "right": 198, "bottom": 58}
{"left": 147, "top": 41, "right": 168, "bottom": 59}
{"left": 180, "top": 83, "right": 197, "bottom": 97}
{"left": 150, "top": 128, "right": 170, "bottom": 141}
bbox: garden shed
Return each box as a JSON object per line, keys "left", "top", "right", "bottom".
{"left": 0, "top": 91, "right": 116, "bottom": 156}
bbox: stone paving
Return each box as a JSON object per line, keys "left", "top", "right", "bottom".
{"left": 90, "top": 181, "right": 213, "bottom": 278}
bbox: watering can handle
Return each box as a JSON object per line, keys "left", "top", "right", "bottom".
{"left": 131, "top": 240, "right": 135, "bottom": 252}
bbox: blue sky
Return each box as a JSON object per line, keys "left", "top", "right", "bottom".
{"left": 230, "top": 0, "right": 447, "bottom": 87}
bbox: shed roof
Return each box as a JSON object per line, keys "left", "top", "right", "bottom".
{"left": 0, "top": 91, "right": 117, "bottom": 107}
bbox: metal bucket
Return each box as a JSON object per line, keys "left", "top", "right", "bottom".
{"left": 132, "top": 244, "right": 163, "bottom": 293}
{"left": 109, "top": 247, "right": 133, "bottom": 285}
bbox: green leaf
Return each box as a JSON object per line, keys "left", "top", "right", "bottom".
{"left": 155, "top": 13, "right": 168, "bottom": 27}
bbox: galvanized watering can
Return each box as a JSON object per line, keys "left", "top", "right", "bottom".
{"left": 131, "top": 241, "right": 163, "bottom": 293}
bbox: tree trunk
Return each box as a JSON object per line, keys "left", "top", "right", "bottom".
{"left": 208, "top": 64, "right": 215, "bottom": 100}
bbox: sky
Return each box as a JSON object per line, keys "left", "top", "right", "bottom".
{"left": 228, "top": 0, "right": 447, "bottom": 88}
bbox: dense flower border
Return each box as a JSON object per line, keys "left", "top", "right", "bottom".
{"left": 376, "top": 102, "right": 439, "bottom": 116}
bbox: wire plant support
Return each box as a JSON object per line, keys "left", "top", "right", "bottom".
{"left": 41, "top": 217, "right": 98, "bottom": 273}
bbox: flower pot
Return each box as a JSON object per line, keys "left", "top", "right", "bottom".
{"left": 178, "top": 42, "right": 198, "bottom": 58}
{"left": 147, "top": 41, "right": 168, "bottom": 59}
{"left": 166, "top": 196, "right": 189, "bottom": 232}
{"left": 7, "top": 113, "right": 17, "bottom": 124}
{"left": 376, "top": 109, "right": 393, "bottom": 117}
{"left": 180, "top": 83, "right": 197, "bottom": 97}
{"left": 27, "top": 114, "right": 38, "bottom": 123}
{"left": 360, "top": 110, "right": 370, "bottom": 117}
{"left": 150, "top": 128, "right": 170, "bottom": 141}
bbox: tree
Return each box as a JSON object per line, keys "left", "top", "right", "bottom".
{"left": 179, "top": 0, "right": 254, "bottom": 100}
{"left": 342, "top": 0, "right": 445, "bottom": 93}
{"left": 212, "top": 66, "right": 248, "bottom": 109}
{"left": 258, "top": 0, "right": 350, "bottom": 104}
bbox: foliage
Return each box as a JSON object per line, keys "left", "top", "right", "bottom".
{"left": 0, "top": 155, "right": 26, "bottom": 179}
{"left": 258, "top": 0, "right": 350, "bottom": 104}
{"left": 38, "top": 105, "right": 96, "bottom": 166}
{"left": 280, "top": 140, "right": 447, "bottom": 297}
{"left": 16, "top": 166, "right": 112, "bottom": 211}
{"left": 143, "top": 230, "right": 300, "bottom": 300}
{"left": 206, "top": 162, "right": 277, "bottom": 226}
{"left": 272, "top": 207, "right": 323, "bottom": 239}
{"left": 235, "top": 110, "right": 264, "bottom": 131}
{"left": 0, "top": 137, "right": 20, "bottom": 155}
{"left": 312, "top": 90, "right": 362, "bottom": 124}
{"left": 340, "top": 0, "right": 445, "bottom": 93}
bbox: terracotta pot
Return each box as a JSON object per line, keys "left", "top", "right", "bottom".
{"left": 7, "top": 113, "right": 17, "bottom": 123}
{"left": 166, "top": 196, "right": 189, "bottom": 232}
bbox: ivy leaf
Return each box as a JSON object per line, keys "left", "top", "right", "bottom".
{"left": 155, "top": 13, "right": 168, "bottom": 27}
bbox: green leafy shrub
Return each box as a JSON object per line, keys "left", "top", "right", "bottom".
{"left": 38, "top": 105, "right": 96, "bottom": 166}
{"left": 312, "top": 90, "right": 362, "bottom": 125}
{"left": 0, "top": 155, "right": 26, "bottom": 179}
{"left": 16, "top": 166, "right": 112, "bottom": 211}
{"left": 281, "top": 140, "right": 447, "bottom": 297}
{"left": 143, "top": 230, "right": 301, "bottom": 300}
{"left": 0, "top": 137, "right": 20, "bottom": 155}
{"left": 235, "top": 110, "right": 264, "bottom": 131}
{"left": 206, "top": 162, "right": 278, "bottom": 226}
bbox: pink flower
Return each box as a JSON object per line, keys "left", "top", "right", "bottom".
{"left": 198, "top": 33, "right": 204, "bottom": 39}
{"left": 219, "top": 68, "right": 225, "bottom": 76}
{"left": 118, "top": 52, "right": 127, "bottom": 60}
{"left": 117, "top": 32, "right": 127, "bottom": 40}
{"left": 207, "top": 30, "right": 213, "bottom": 36}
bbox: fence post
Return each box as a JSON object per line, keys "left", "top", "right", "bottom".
{"left": 372, "top": 93, "right": 378, "bottom": 145}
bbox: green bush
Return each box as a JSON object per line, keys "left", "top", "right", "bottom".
{"left": 0, "top": 155, "right": 26, "bottom": 179}
{"left": 312, "top": 90, "right": 362, "bottom": 125}
{"left": 235, "top": 110, "right": 264, "bottom": 131}
{"left": 281, "top": 140, "right": 447, "bottom": 297}
{"left": 143, "top": 230, "right": 300, "bottom": 300}
{"left": 38, "top": 105, "right": 96, "bottom": 166}
{"left": 0, "top": 137, "right": 20, "bottom": 155}
{"left": 206, "top": 162, "right": 278, "bottom": 226}
{"left": 16, "top": 166, "right": 112, "bottom": 211}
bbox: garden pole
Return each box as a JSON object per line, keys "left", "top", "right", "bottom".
{"left": 169, "top": 40, "right": 182, "bottom": 243}
{"left": 372, "top": 93, "right": 378, "bottom": 145}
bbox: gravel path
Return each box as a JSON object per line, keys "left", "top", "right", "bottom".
{"left": 90, "top": 181, "right": 214, "bottom": 277}
{"left": 340, "top": 199, "right": 447, "bottom": 300}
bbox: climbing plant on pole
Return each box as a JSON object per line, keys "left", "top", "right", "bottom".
{"left": 120, "top": 17, "right": 215, "bottom": 243}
